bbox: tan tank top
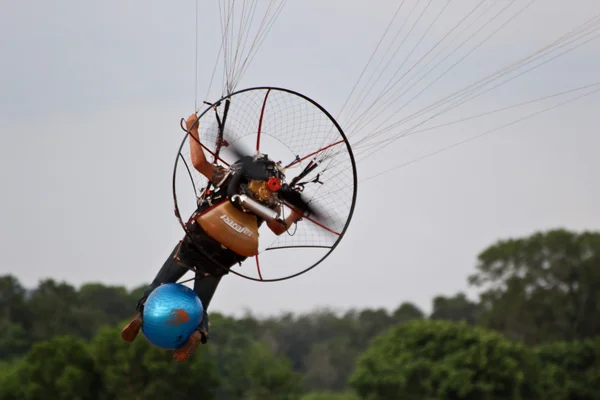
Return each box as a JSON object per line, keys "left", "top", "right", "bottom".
{"left": 196, "top": 201, "right": 259, "bottom": 257}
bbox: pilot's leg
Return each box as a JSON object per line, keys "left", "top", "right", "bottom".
{"left": 195, "top": 273, "right": 221, "bottom": 337}
{"left": 172, "top": 270, "right": 222, "bottom": 362}
{"left": 120, "top": 241, "right": 192, "bottom": 342}
{"left": 137, "top": 242, "right": 191, "bottom": 308}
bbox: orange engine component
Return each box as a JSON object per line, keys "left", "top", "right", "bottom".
{"left": 247, "top": 180, "right": 272, "bottom": 201}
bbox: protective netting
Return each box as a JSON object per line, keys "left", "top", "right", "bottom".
{"left": 173, "top": 87, "right": 357, "bottom": 281}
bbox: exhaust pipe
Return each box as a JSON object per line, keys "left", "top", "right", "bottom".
{"left": 231, "top": 194, "right": 283, "bottom": 224}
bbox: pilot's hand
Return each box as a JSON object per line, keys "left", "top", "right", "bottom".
{"left": 185, "top": 113, "right": 199, "bottom": 133}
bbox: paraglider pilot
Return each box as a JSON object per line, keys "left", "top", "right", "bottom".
{"left": 121, "top": 113, "right": 304, "bottom": 362}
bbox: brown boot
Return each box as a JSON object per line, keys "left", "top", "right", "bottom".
{"left": 172, "top": 330, "right": 205, "bottom": 362}
{"left": 121, "top": 312, "right": 143, "bottom": 342}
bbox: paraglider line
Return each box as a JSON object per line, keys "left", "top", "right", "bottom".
{"left": 256, "top": 88, "right": 271, "bottom": 151}
{"left": 286, "top": 140, "right": 345, "bottom": 168}
{"left": 194, "top": 0, "right": 199, "bottom": 110}
{"left": 213, "top": 99, "right": 231, "bottom": 162}
{"left": 361, "top": 85, "right": 600, "bottom": 183}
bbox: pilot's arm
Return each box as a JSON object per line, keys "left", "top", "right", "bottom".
{"left": 186, "top": 113, "right": 221, "bottom": 181}
{"left": 267, "top": 206, "right": 303, "bottom": 235}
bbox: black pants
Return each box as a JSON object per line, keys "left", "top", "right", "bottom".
{"left": 137, "top": 221, "right": 246, "bottom": 333}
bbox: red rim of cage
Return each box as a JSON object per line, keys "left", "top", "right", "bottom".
{"left": 171, "top": 86, "right": 358, "bottom": 282}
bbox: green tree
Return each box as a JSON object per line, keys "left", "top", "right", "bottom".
{"left": 300, "top": 308, "right": 400, "bottom": 391}
{"left": 0, "top": 275, "right": 32, "bottom": 358}
{"left": 303, "top": 338, "right": 359, "bottom": 392}
{"left": 349, "top": 320, "right": 539, "bottom": 400}
{"left": 469, "top": 229, "right": 600, "bottom": 344}
{"left": 355, "top": 308, "right": 393, "bottom": 345}
{"left": 0, "top": 275, "right": 30, "bottom": 326}
{"left": 0, "top": 359, "right": 23, "bottom": 400}
{"left": 257, "top": 307, "right": 406, "bottom": 393}
{"left": 128, "top": 284, "right": 148, "bottom": 302}
{"left": 26, "top": 279, "right": 99, "bottom": 341}
{"left": 536, "top": 338, "right": 600, "bottom": 400}
{"left": 300, "top": 391, "right": 360, "bottom": 400}
{"left": 90, "top": 324, "right": 220, "bottom": 400}
{"left": 236, "top": 341, "right": 304, "bottom": 400}
{"left": 256, "top": 305, "right": 423, "bottom": 393}
{"left": 0, "top": 336, "right": 102, "bottom": 400}
{"left": 77, "top": 283, "right": 140, "bottom": 326}
{"left": 258, "top": 310, "right": 352, "bottom": 376}
{"left": 0, "top": 320, "right": 29, "bottom": 360}
{"left": 392, "top": 302, "right": 425, "bottom": 324}
{"left": 430, "top": 292, "right": 479, "bottom": 325}
{"left": 208, "top": 313, "right": 303, "bottom": 400}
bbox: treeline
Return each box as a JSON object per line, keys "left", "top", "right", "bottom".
{"left": 1, "top": 228, "right": 599, "bottom": 399}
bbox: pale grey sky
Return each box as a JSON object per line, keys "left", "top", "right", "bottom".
{"left": 1, "top": 0, "right": 599, "bottom": 317}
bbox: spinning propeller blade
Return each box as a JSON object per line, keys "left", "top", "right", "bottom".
{"left": 277, "top": 184, "right": 324, "bottom": 221}
{"left": 217, "top": 127, "right": 326, "bottom": 221}
{"left": 220, "top": 135, "right": 253, "bottom": 163}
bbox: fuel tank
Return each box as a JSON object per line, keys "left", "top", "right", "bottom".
{"left": 196, "top": 201, "right": 259, "bottom": 257}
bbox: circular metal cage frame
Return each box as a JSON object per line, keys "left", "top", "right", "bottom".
{"left": 172, "top": 86, "right": 358, "bottom": 282}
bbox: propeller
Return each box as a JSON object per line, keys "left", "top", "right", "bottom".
{"left": 277, "top": 184, "right": 325, "bottom": 221}
{"left": 212, "top": 124, "right": 326, "bottom": 221}
{"left": 182, "top": 110, "right": 329, "bottom": 225}
{"left": 218, "top": 134, "right": 252, "bottom": 163}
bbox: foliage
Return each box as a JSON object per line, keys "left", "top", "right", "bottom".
{"left": 430, "top": 292, "right": 479, "bottom": 325}
{"left": 536, "top": 338, "right": 600, "bottom": 400}
{"left": 349, "top": 319, "right": 540, "bottom": 400}
{"left": 469, "top": 229, "right": 600, "bottom": 345}
{"left": 231, "top": 341, "right": 303, "bottom": 400}
{"left": 300, "top": 391, "right": 360, "bottom": 400}
{"left": 2, "top": 228, "right": 600, "bottom": 399}
{"left": 207, "top": 313, "right": 303, "bottom": 399}
{"left": 0, "top": 320, "right": 29, "bottom": 360}
{"left": 0, "top": 276, "right": 32, "bottom": 359}
{"left": 90, "top": 325, "right": 219, "bottom": 400}
{"left": 0, "top": 336, "right": 102, "bottom": 400}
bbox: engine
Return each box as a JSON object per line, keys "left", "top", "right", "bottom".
{"left": 236, "top": 153, "right": 285, "bottom": 209}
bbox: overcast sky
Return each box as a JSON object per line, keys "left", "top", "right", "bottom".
{"left": 1, "top": 0, "right": 599, "bottom": 318}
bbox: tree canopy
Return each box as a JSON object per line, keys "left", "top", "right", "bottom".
{"left": 1, "top": 228, "right": 600, "bottom": 399}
